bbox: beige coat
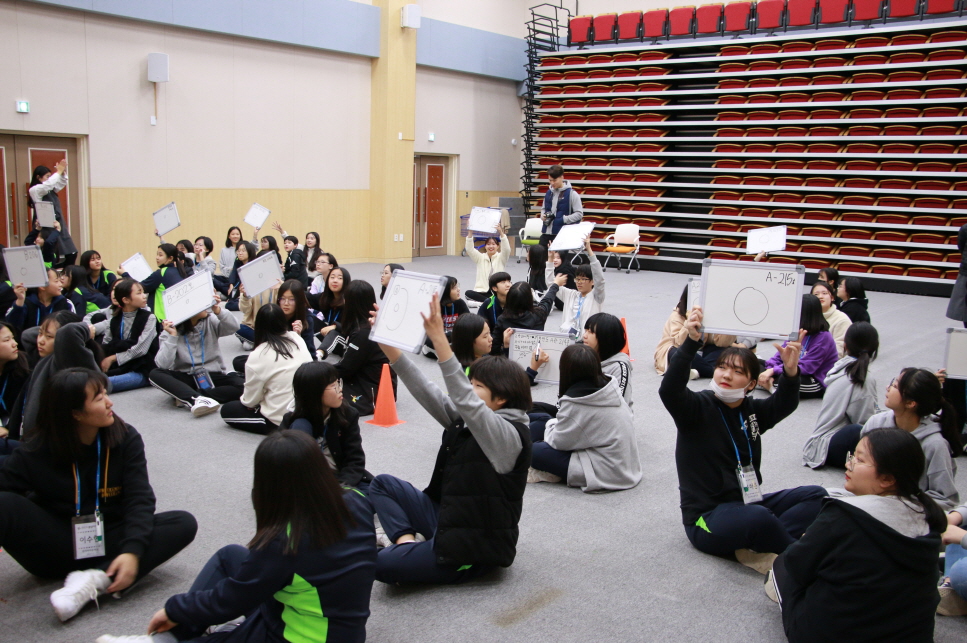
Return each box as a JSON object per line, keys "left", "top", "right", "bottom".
{"left": 653, "top": 309, "right": 736, "bottom": 375}
{"left": 239, "top": 286, "right": 279, "bottom": 328}
{"left": 823, "top": 305, "right": 852, "bottom": 358}
{"left": 466, "top": 233, "right": 510, "bottom": 294}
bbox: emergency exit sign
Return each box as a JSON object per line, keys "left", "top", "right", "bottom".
{"left": 15, "top": 101, "right": 29, "bottom": 113}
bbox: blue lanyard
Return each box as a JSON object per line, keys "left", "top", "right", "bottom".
{"left": 186, "top": 329, "right": 205, "bottom": 370}
{"left": 717, "top": 409, "right": 753, "bottom": 468}
{"left": 800, "top": 334, "right": 811, "bottom": 357}
{"left": 0, "top": 376, "right": 9, "bottom": 412}
{"left": 574, "top": 294, "right": 586, "bottom": 327}
{"left": 119, "top": 317, "right": 125, "bottom": 339}
{"left": 327, "top": 309, "right": 340, "bottom": 324}
{"left": 445, "top": 303, "right": 454, "bottom": 317}
{"left": 73, "top": 435, "right": 101, "bottom": 516}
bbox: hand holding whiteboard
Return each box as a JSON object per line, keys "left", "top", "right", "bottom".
{"left": 153, "top": 202, "right": 181, "bottom": 237}
{"left": 34, "top": 201, "right": 57, "bottom": 227}
{"left": 3, "top": 246, "right": 49, "bottom": 288}
{"left": 237, "top": 251, "right": 284, "bottom": 297}
{"left": 508, "top": 330, "right": 574, "bottom": 383}
{"left": 468, "top": 207, "right": 503, "bottom": 234}
{"left": 549, "top": 222, "right": 595, "bottom": 252}
{"left": 747, "top": 225, "right": 787, "bottom": 254}
{"left": 121, "top": 253, "right": 154, "bottom": 282}
{"left": 244, "top": 203, "right": 271, "bottom": 229}
{"left": 370, "top": 270, "right": 447, "bottom": 353}
{"left": 162, "top": 271, "right": 215, "bottom": 325}
{"left": 699, "top": 259, "right": 805, "bottom": 340}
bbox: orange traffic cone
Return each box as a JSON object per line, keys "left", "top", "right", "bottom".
{"left": 366, "top": 363, "right": 405, "bottom": 427}
{"left": 620, "top": 317, "right": 634, "bottom": 361}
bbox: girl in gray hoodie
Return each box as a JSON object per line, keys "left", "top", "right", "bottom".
{"left": 530, "top": 343, "right": 640, "bottom": 493}
{"left": 583, "top": 312, "right": 633, "bottom": 411}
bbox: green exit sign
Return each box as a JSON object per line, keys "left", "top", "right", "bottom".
{"left": 15, "top": 101, "right": 29, "bottom": 113}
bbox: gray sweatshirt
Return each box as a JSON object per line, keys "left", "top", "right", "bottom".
{"left": 541, "top": 180, "right": 584, "bottom": 225}
{"left": 545, "top": 377, "right": 641, "bottom": 493}
{"left": 154, "top": 308, "right": 240, "bottom": 374}
{"left": 862, "top": 410, "right": 960, "bottom": 511}
{"left": 802, "top": 356, "right": 879, "bottom": 468}
{"left": 390, "top": 353, "right": 526, "bottom": 474}
{"left": 840, "top": 494, "right": 930, "bottom": 538}
{"left": 601, "top": 351, "right": 633, "bottom": 411}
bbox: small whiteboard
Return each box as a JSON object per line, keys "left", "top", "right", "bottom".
{"left": 508, "top": 330, "right": 574, "bottom": 384}
{"left": 162, "top": 270, "right": 214, "bottom": 325}
{"left": 121, "top": 253, "right": 154, "bottom": 282}
{"left": 550, "top": 222, "right": 595, "bottom": 252}
{"left": 468, "top": 207, "right": 503, "bottom": 233}
{"left": 686, "top": 277, "right": 702, "bottom": 312}
{"left": 3, "top": 246, "right": 49, "bottom": 288}
{"left": 944, "top": 328, "right": 967, "bottom": 380}
{"left": 34, "top": 201, "right": 57, "bottom": 227}
{"left": 244, "top": 203, "right": 271, "bottom": 229}
{"left": 153, "top": 202, "right": 181, "bottom": 237}
{"left": 699, "top": 259, "right": 805, "bottom": 340}
{"left": 747, "top": 225, "right": 787, "bottom": 254}
{"left": 370, "top": 270, "right": 447, "bottom": 353}
{"left": 237, "top": 251, "right": 283, "bottom": 297}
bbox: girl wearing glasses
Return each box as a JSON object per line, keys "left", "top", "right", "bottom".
{"left": 767, "top": 428, "right": 947, "bottom": 641}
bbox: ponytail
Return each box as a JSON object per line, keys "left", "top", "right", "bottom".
{"left": 914, "top": 489, "right": 950, "bottom": 534}
{"left": 939, "top": 398, "right": 964, "bottom": 457}
{"left": 843, "top": 322, "right": 878, "bottom": 387}
{"left": 896, "top": 367, "right": 964, "bottom": 456}
{"left": 159, "top": 243, "right": 188, "bottom": 279}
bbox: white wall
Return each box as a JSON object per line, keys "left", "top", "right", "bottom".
{"left": 418, "top": 0, "right": 531, "bottom": 38}
{"left": 0, "top": 0, "right": 372, "bottom": 190}
{"left": 414, "top": 67, "right": 523, "bottom": 192}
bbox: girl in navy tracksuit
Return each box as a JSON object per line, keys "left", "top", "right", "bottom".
{"left": 96, "top": 430, "right": 376, "bottom": 643}
{"left": 6, "top": 267, "right": 73, "bottom": 331}
{"left": 62, "top": 266, "right": 111, "bottom": 316}
{"left": 120, "top": 244, "right": 189, "bottom": 322}
{"left": 80, "top": 250, "right": 119, "bottom": 299}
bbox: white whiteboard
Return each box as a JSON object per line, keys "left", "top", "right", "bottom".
{"left": 153, "top": 202, "right": 181, "bottom": 237}
{"left": 747, "top": 225, "right": 787, "bottom": 254}
{"left": 370, "top": 270, "right": 447, "bottom": 353}
{"left": 508, "top": 330, "right": 574, "bottom": 384}
{"left": 468, "top": 207, "right": 503, "bottom": 233}
{"left": 549, "top": 222, "right": 594, "bottom": 251}
{"left": 699, "top": 259, "right": 805, "bottom": 340}
{"left": 945, "top": 328, "right": 967, "bottom": 380}
{"left": 162, "top": 270, "right": 214, "bottom": 325}
{"left": 3, "top": 246, "right": 49, "bottom": 288}
{"left": 34, "top": 201, "right": 57, "bottom": 227}
{"left": 121, "top": 252, "right": 154, "bottom": 283}
{"left": 686, "top": 277, "right": 701, "bottom": 312}
{"left": 237, "top": 251, "right": 284, "bottom": 297}
{"left": 244, "top": 203, "right": 271, "bottom": 229}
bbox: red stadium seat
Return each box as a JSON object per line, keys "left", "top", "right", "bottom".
{"left": 788, "top": 0, "right": 818, "bottom": 25}
{"left": 886, "top": 0, "right": 919, "bottom": 17}
{"left": 697, "top": 4, "right": 725, "bottom": 32}
{"left": 755, "top": 0, "right": 786, "bottom": 30}
{"left": 643, "top": 9, "right": 668, "bottom": 39}
{"left": 569, "top": 16, "right": 592, "bottom": 45}
{"left": 820, "top": 0, "right": 850, "bottom": 23}
{"left": 617, "top": 11, "right": 643, "bottom": 40}
{"left": 925, "top": 0, "right": 959, "bottom": 14}
{"left": 593, "top": 14, "right": 618, "bottom": 42}
{"left": 852, "top": 0, "right": 884, "bottom": 20}
{"left": 724, "top": 1, "right": 754, "bottom": 31}
{"left": 670, "top": 6, "right": 697, "bottom": 35}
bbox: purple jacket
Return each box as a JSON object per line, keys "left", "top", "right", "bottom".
{"left": 764, "top": 331, "right": 839, "bottom": 388}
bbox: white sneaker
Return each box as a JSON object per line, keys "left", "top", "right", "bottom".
{"left": 735, "top": 549, "right": 778, "bottom": 575}
{"left": 689, "top": 369, "right": 700, "bottom": 380}
{"left": 190, "top": 396, "right": 221, "bottom": 417}
{"left": 50, "top": 569, "right": 110, "bottom": 622}
{"left": 526, "top": 467, "right": 562, "bottom": 484}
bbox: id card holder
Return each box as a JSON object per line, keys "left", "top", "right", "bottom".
{"left": 192, "top": 368, "right": 214, "bottom": 390}
{"left": 72, "top": 513, "right": 105, "bottom": 560}
{"left": 736, "top": 465, "right": 764, "bottom": 505}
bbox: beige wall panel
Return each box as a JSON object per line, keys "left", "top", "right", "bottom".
{"left": 418, "top": 0, "right": 530, "bottom": 38}
{"left": 414, "top": 68, "right": 523, "bottom": 193}
{"left": 89, "top": 188, "right": 372, "bottom": 270}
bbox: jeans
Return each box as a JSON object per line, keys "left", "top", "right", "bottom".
{"left": 946, "top": 544, "right": 967, "bottom": 600}
{"left": 108, "top": 371, "right": 149, "bottom": 393}
{"left": 235, "top": 325, "right": 254, "bottom": 343}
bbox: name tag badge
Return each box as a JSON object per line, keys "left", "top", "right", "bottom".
{"left": 737, "top": 464, "right": 764, "bottom": 505}
{"left": 72, "top": 513, "right": 105, "bottom": 560}
{"left": 191, "top": 367, "right": 214, "bottom": 390}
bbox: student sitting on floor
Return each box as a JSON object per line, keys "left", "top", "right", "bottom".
{"left": 837, "top": 276, "right": 871, "bottom": 324}
{"left": 583, "top": 312, "right": 633, "bottom": 409}
{"left": 148, "top": 291, "right": 244, "bottom": 418}
{"left": 802, "top": 322, "right": 880, "bottom": 469}
{"left": 465, "top": 225, "right": 510, "bottom": 303}
{"left": 767, "top": 428, "right": 946, "bottom": 642}
{"left": 476, "top": 271, "right": 511, "bottom": 330}
{"left": 659, "top": 307, "right": 827, "bottom": 571}
{"left": 92, "top": 279, "right": 159, "bottom": 394}
{"left": 758, "top": 294, "right": 838, "bottom": 399}
{"left": 423, "top": 276, "right": 470, "bottom": 359}
{"left": 817, "top": 267, "right": 841, "bottom": 307}
{"left": 121, "top": 243, "right": 189, "bottom": 322}
{"left": 545, "top": 236, "right": 606, "bottom": 336}
{"left": 0, "top": 321, "right": 31, "bottom": 461}
{"left": 451, "top": 314, "right": 493, "bottom": 373}
{"left": 193, "top": 236, "right": 230, "bottom": 297}
{"left": 62, "top": 265, "right": 111, "bottom": 317}
{"left": 940, "top": 503, "right": 967, "bottom": 616}
{"left": 95, "top": 430, "right": 375, "bottom": 643}
{"left": 333, "top": 280, "right": 397, "bottom": 417}
{"left": 490, "top": 279, "right": 564, "bottom": 356}
{"left": 225, "top": 240, "right": 257, "bottom": 311}
{"left": 307, "top": 266, "right": 349, "bottom": 358}
{"left": 6, "top": 267, "right": 73, "bottom": 331}
{"left": 548, "top": 249, "right": 577, "bottom": 311}
{"left": 281, "top": 235, "right": 309, "bottom": 288}
{"left": 811, "top": 280, "right": 851, "bottom": 358}
{"left": 0, "top": 368, "right": 197, "bottom": 624}
{"left": 370, "top": 293, "right": 531, "bottom": 584}
{"left": 80, "top": 250, "right": 118, "bottom": 300}
{"left": 526, "top": 244, "right": 548, "bottom": 296}
{"left": 220, "top": 304, "right": 312, "bottom": 435}
{"left": 654, "top": 285, "right": 735, "bottom": 378}
{"left": 378, "top": 262, "right": 402, "bottom": 299}
{"left": 528, "top": 343, "right": 640, "bottom": 492}
{"left": 280, "top": 361, "right": 373, "bottom": 489}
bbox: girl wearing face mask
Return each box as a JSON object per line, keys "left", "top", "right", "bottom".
{"left": 659, "top": 307, "right": 828, "bottom": 572}
{"left": 465, "top": 225, "right": 510, "bottom": 303}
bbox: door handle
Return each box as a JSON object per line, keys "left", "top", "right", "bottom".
{"left": 9, "top": 182, "right": 17, "bottom": 237}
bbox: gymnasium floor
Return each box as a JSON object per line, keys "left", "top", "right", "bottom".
{"left": 3, "top": 253, "right": 966, "bottom": 642}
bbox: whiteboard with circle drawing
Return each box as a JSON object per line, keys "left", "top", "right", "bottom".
{"left": 370, "top": 270, "right": 448, "bottom": 353}
{"left": 944, "top": 328, "right": 967, "bottom": 380}
{"left": 34, "top": 201, "right": 57, "bottom": 227}
{"left": 162, "top": 270, "right": 214, "bottom": 325}
{"left": 3, "top": 246, "right": 49, "bottom": 288}
{"left": 237, "top": 251, "right": 283, "bottom": 297}
{"left": 699, "top": 259, "right": 805, "bottom": 340}
{"left": 508, "top": 330, "right": 574, "bottom": 384}
{"left": 153, "top": 202, "right": 181, "bottom": 237}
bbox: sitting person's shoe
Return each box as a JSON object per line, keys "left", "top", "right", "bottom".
{"left": 735, "top": 549, "right": 778, "bottom": 575}
{"left": 190, "top": 396, "right": 222, "bottom": 418}
{"left": 689, "top": 369, "right": 699, "bottom": 380}
{"left": 764, "top": 570, "right": 779, "bottom": 603}
{"left": 938, "top": 578, "right": 967, "bottom": 616}
{"left": 50, "top": 569, "right": 110, "bottom": 622}
{"left": 527, "top": 467, "right": 562, "bottom": 484}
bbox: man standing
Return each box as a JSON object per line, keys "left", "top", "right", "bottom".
{"left": 537, "top": 164, "right": 583, "bottom": 248}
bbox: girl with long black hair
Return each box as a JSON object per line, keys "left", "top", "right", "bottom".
{"left": 333, "top": 280, "right": 396, "bottom": 416}
{"left": 120, "top": 243, "right": 189, "bottom": 322}
{"left": 837, "top": 276, "right": 871, "bottom": 324}
{"left": 95, "top": 430, "right": 374, "bottom": 643}
{"left": 229, "top": 241, "right": 265, "bottom": 318}
{"left": 220, "top": 226, "right": 243, "bottom": 278}
{"left": 526, "top": 244, "right": 548, "bottom": 295}
{"left": 0, "top": 321, "right": 30, "bottom": 459}
{"left": 759, "top": 294, "right": 839, "bottom": 398}
{"left": 28, "top": 160, "right": 77, "bottom": 266}
{"left": 489, "top": 278, "right": 564, "bottom": 356}
{"left": 62, "top": 265, "right": 111, "bottom": 316}
{"left": 583, "top": 312, "right": 633, "bottom": 409}
{"left": 304, "top": 231, "right": 323, "bottom": 280}
{"left": 80, "top": 250, "right": 118, "bottom": 299}
{"left": 308, "top": 266, "right": 350, "bottom": 358}
{"left": 93, "top": 279, "right": 159, "bottom": 394}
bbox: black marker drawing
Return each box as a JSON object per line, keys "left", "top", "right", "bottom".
{"left": 734, "top": 287, "right": 769, "bottom": 326}
{"left": 384, "top": 284, "right": 408, "bottom": 332}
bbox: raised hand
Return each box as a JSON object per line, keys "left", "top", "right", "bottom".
{"left": 773, "top": 329, "right": 806, "bottom": 377}
{"left": 685, "top": 306, "right": 703, "bottom": 342}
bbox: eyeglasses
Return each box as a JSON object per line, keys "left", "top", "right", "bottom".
{"left": 887, "top": 378, "right": 897, "bottom": 391}
{"left": 279, "top": 297, "right": 296, "bottom": 304}
{"left": 327, "top": 379, "right": 343, "bottom": 393}
{"left": 574, "top": 277, "right": 591, "bottom": 283}
{"left": 845, "top": 451, "right": 873, "bottom": 472}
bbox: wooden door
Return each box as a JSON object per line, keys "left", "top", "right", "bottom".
{"left": 412, "top": 155, "right": 449, "bottom": 257}
{"left": 15, "top": 136, "right": 79, "bottom": 249}
{"left": 0, "top": 135, "right": 12, "bottom": 247}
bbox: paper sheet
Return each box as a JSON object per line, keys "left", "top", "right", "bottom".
{"left": 746, "top": 225, "right": 787, "bottom": 254}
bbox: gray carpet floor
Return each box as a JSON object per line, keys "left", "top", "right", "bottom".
{"left": 3, "top": 253, "right": 967, "bottom": 642}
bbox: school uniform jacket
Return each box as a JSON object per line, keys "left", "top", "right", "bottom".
{"left": 332, "top": 328, "right": 396, "bottom": 416}
{"left": 126, "top": 265, "right": 187, "bottom": 322}
{"left": 282, "top": 408, "right": 373, "bottom": 487}
{"left": 89, "top": 270, "right": 118, "bottom": 299}
{"left": 490, "top": 285, "right": 560, "bottom": 356}
{"left": 658, "top": 337, "right": 801, "bottom": 526}
{"left": 283, "top": 248, "right": 309, "bottom": 287}
{"left": 6, "top": 293, "right": 73, "bottom": 331}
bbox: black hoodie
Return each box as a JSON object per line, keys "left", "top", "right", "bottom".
{"left": 777, "top": 498, "right": 940, "bottom": 643}
{"left": 490, "top": 285, "right": 560, "bottom": 356}
{"left": 838, "top": 298, "right": 870, "bottom": 324}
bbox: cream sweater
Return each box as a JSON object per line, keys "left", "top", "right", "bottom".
{"left": 823, "top": 306, "right": 852, "bottom": 358}
{"left": 240, "top": 330, "right": 312, "bottom": 425}
{"left": 466, "top": 233, "right": 511, "bottom": 294}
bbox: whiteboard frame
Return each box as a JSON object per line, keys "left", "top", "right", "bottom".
{"left": 236, "top": 251, "right": 284, "bottom": 297}
{"left": 698, "top": 259, "right": 805, "bottom": 341}
{"left": 121, "top": 252, "right": 154, "bottom": 282}
{"left": 153, "top": 202, "right": 181, "bottom": 237}
{"left": 369, "top": 270, "right": 448, "bottom": 353}
{"left": 686, "top": 277, "right": 701, "bottom": 312}
{"left": 3, "top": 246, "right": 49, "bottom": 288}
{"left": 34, "top": 201, "right": 57, "bottom": 227}
{"left": 549, "top": 221, "right": 594, "bottom": 252}
{"left": 244, "top": 203, "right": 271, "bottom": 229}
{"left": 162, "top": 270, "right": 215, "bottom": 325}
{"left": 467, "top": 207, "right": 503, "bottom": 234}
{"left": 508, "top": 329, "right": 574, "bottom": 384}
{"left": 944, "top": 328, "right": 967, "bottom": 380}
